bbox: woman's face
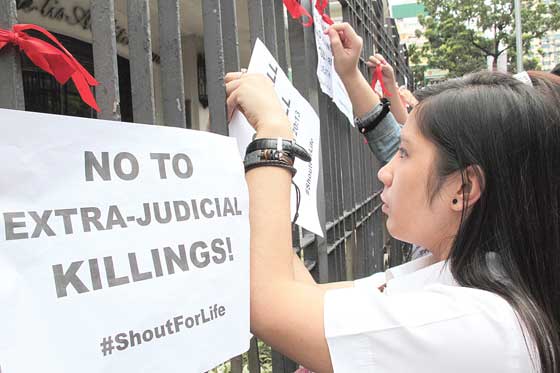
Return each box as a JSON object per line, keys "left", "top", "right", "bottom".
{"left": 377, "top": 113, "right": 461, "bottom": 258}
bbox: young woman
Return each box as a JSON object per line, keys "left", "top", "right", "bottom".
{"left": 225, "top": 24, "right": 560, "bottom": 373}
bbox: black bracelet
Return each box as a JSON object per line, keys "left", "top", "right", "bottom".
{"left": 246, "top": 138, "right": 311, "bottom": 162}
{"left": 244, "top": 137, "right": 307, "bottom": 224}
{"left": 355, "top": 99, "right": 391, "bottom": 135}
{"left": 245, "top": 149, "right": 295, "bottom": 166}
{"left": 244, "top": 159, "right": 297, "bottom": 176}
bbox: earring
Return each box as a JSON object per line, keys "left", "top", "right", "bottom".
{"left": 452, "top": 198, "right": 458, "bottom": 204}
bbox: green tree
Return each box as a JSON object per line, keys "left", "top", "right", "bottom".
{"left": 408, "top": 44, "right": 427, "bottom": 88}
{"left": 411, "top": 0, "right": 560, "bottom": 79}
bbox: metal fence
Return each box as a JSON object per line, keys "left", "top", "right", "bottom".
{"left": 0, "top": 0, "right": 412, "bottom": 371}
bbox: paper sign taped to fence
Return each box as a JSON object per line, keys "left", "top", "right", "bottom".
{"left": 229, "top": 39, "right": 323, "bottom": 237}
{"left": 0, "top": 109, "right": 250, "bottom": 373}
{"left": 313, "top": 7, "right": 354, "bottom": 126}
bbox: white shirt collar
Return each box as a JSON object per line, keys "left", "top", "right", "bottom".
{"left": 385, "top": 254, "right": 458, "bottom": 294}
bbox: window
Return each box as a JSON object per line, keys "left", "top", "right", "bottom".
{"left": 21, "top": 32, "right": 133, "bottom": 122}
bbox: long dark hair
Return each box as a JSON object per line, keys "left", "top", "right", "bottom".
{"left": 414, "top": 72, "right": 560, "bottom": 373}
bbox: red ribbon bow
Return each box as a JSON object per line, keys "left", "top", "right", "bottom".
{"left": 371, "top": 64, "right": 392, "bottom": 97}
{"left": 283, "top": 0, "right": 313, "bottom": 27}
{"left": 283, "top": 0, "right": 334, "bottom": 27}
{"left": 315, "top": 0, "right": 334, "bottom": 25}
{"left": 0, "top": 24, "right": 100, "bottom": 112}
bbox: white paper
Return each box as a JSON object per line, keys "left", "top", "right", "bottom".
{"left": 312, "top": 8, "right": 354, "bottom": 125}
{"left": 513, "top": 71, "right": 533, "bottom": 86}
{"left": 0, "top": 109, "right": 250, "bottom": 373}
{"left": 229, "top": 39, "right": 324, "bottom": 237}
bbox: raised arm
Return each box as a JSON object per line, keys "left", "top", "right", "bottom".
{"left": 367, "top": 54, "right": 409, "bottom": 125}
{"left": 326, "top": 23, "right": 401, "bottom": 164}
{"left": 225, "top": 72, "right": 333, "bottom": 373}
{"left": 325, "top": 23, "right": 380, "bottom": 117}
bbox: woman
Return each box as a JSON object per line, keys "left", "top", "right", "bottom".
{"left": 225, "top": 25, "right": 560, "bottom": 373}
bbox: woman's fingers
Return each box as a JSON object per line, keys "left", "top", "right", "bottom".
{"left": 367, "top": 56, "right": 381, "bottom": 70}
{"left": 368, "top": 55, "right": 381, "bottom": 65}
{"left": 225, "top": 71, "right": 250, "bottom": 121}
{"left": 224, "top": 73, "right": 287, "bottom": 132}
{"left": 326, "top": 22, "right": 362, "bottom": 50}
{"left": 225, "top": 71, "right": 245, "bottom": 84}
{"left": 374, "top": 54, "right": 387, "bottom": 65}
{"left": 226, "top": 90, "right": 240, "bottom": 122}
{"left": 368, "top": 55, "right": 394, "bottom": 77}
{"left": 328, "top": 22, "right": 359, "bottom": 40}
{"left": 225, "top": 79, "right": 243, "bottom": 96}
{"left": 326, "top": 27, "right": 345, "bottom": 57}
{"left": 225, "top": 75, "right": 244, "bottom": 122}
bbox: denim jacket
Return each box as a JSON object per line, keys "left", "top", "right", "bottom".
{"left": 362, "top": 111, "right": 401, "bottom": 164}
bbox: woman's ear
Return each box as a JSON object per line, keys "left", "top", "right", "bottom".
{"left": 451, "top": 165, "right": 484, "bottom": 212}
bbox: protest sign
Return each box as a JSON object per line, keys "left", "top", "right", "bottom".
{"left": 0, "top": 109, "right": 250, "bottom": 373}
{"left": 312, "top": 7, "right": 354, "bottom": 126}
{"left": 229, "top": 39, "right": 324, "bottom": 237}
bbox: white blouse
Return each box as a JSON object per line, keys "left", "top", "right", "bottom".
{"left": 324, "top": 254, "right": 537, "bottom": 373}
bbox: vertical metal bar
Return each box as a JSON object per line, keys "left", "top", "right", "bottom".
{"left": 230, "top": 355, "right": 243, "bottom": 373}
{"left": 247, "top": 337, "right": 261, "bottom": 372}
{"left": 332, "top": 111, "right": 343, "bottom": 268}
{"left": 91, "top": 0, "right": 121, "bottom": 121}
{"left": 514, "top": 0, "right": 523, "bottom": 72}
{"left": 341, "top": 128, "right": 352, "bottom": 211}
{"left": 0, "top": 0, "right": 24, "bottom": 110}
{"left": 220, "top": 0, "right": 240, "bottom": 73}
{"left": 247, "top": 0, "right": 265, "bottom": 47}
{"left": 261, "top": 0, "right": 278, "bottom": 58}
{"left": 325, "top": 105, "right": 337, "bottom": 277}
{"left": 158, "top": 0, "right": 186, "bottom": 128}
{"left": 316, "top": 164, "right": 329, "bottom": 283}
{"left": 274, "top": 0, "right": 288, "bottom": 72}
{"left": 202, "top": 0, "right": 228, "bottom": 136}
{"left": 288, "top": 14, "right": 306, "bottom": 95}
{"left": 272, "top": 350, "right": 298, "bottom": 372}
{"left": 320, "top": 95, "right": 334, "bottom": 225}
{"left": 296, "top": 0, "right": 329, "bottom": 284}
{"left": 127, "top": 0, "right": 156, "bottom": 125}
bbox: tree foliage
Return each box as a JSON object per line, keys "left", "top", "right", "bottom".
{"left": 412, "top": 0, "right": 560, "bottom": 78}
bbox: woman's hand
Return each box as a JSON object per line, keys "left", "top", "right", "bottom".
{"left": 367, "top": 54, "right": 408, "bottom": 123}
{"left": 324, "top": 23, "right": 363, "bottom": 81}
{"left": 225, "top": 72, "right": 293, "bottom": 139}
{"left": 323, "top": 23, "right": 381, "bottom": 117}
{"left": 367, "top": 54, "right": 398, "bottom": 93}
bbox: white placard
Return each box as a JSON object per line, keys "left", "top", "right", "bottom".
{"left": 312, "top": 8, "right": 354, "bottom": 125}
{"left": 229, "top": 39, "right": 323, "bottom": 237}
{"left": 0, "top": 109, "right": 250, "bottom": 373}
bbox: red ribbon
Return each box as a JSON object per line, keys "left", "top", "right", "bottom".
{"left": 371, "top": 64, "right": 392, "bottom": 97}
{"left": 283, "top": 0, "right": 334, "bottom": 27}
{"left": 315, "top": 0, "right": 334, "bottom": 25}
{"left": 283, "top": 0, "right": 313, "bottom": 27}
{"left": 283, "top": 1, "right": 389, "bottom": 98}
{"left": 0, "top": 24, "right": 100, "bottom": 112}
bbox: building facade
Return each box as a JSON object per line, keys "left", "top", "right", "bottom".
{"left": 10, "top": 0, "right": 413, "bottom": 129}
{"left": 531, "top": 31, "right": 560, "bottom": 71}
